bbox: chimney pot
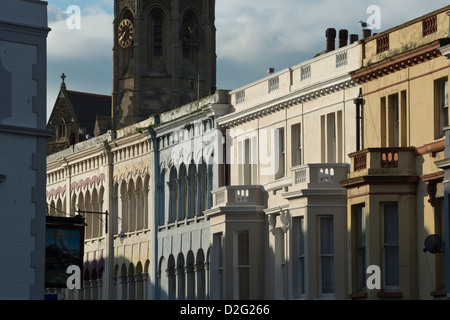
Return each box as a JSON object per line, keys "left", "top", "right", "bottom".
{"left": 326, "top": 28, "right": 337, "bottom": 51}
{"left": 362, "top": 29, "right": 372, "bottom": 39}
{"left": 338, "top": 29, "right": 348, "bottom": 48}
{"left": 349, "top": 34, "right": 359, "bottom": 44}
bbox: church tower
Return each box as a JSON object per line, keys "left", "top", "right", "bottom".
{"left": 112, "top": 0, "right": 217, "bottom": 129}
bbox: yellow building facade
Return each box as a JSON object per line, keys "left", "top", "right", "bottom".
{"left": 341, "top": 6, "right": 450, "bottom": 299}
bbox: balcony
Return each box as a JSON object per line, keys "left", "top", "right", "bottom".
{"left": 341, "top": 147, "right": 417, "bottom": 188}
{"left": 212, "top": 185, "right": 266, "bottom": 208}
{"left": 291, "top": 163, "right": 349, "bottom": 189}
{"left": 280, "top": 163, "right": 349, "bottom": 201}
{"left": 205, "top": 185, "right": 267, "bottom": 220}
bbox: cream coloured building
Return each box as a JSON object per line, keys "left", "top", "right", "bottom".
{"left": 206, "top": 29, "right": 362, "bottom": 300}
{"left": 341, "top": 5, "right": 450, "bottom": 299}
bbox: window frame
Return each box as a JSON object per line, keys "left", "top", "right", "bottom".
{"left": 295, "top": 216, "right": 306, "bottom": 298}
{"left": 440, "top": 79, "right": 449, "bottom": 135}
{"left": 382, "top": 202, "right": 399, "bottom": 291}
{"left": 291, "top": 123, "right": 302, "bottom": 167}
{"left": 275, "top": 127, "right": 285, "bottom": 179}
{"left": 319, "top": 215, "right": 335, "bottom": 296}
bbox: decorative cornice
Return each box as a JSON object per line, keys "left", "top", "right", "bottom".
{"left": 340, "top": 175, "right": 419, "bottom": 189}
{"left": 351, "top": 40, "right": 445, "bottom": 84}
{"left": 220, "top": 76, "right": 357, "bottom": 128}
{"left": 71, "top": 173, "right": 106, "bottom": 193}
{"left": 420, "top": 171, "right": 444, "bottom": 207}
{"left": 414, "top": 139, "right": 445, "bottom": 157}
{"left": 420, "top": 171, "right": 444, "bottom": 182}
{"left": 439, "top": 43, "right": 450, "bottom": 59}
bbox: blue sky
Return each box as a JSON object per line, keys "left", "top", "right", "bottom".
{"left": 46, "top": 0, "right": 450, "bottom": 119}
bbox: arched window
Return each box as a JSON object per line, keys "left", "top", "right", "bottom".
{"left": 169, "top": 167, "right": 178, "bottom": 223}
{"left": 196, "top": 249, "right": 206, "bottom": 300}
{"left": 57, "top": 119, "right": 66, "bottom": 140}
{"left": 177, "top": 253, "right": 185, "bottom": 300}
{"left": 160, "top": 169, "right": 166, "bottom": 226}
{"left": 198, "top": 160, "right": 207, "bottom": 216}
{"left": 167, "top": 255, "right": 176, "bottom": 300}
{"left": 152, "top": 10, "right": 164, "bottom": 57}
{"left": 120, "top": 181, "right": 128, "bottom": 232}
{"left": 186, "top": 251, "right": 195, "bottom": 299}
{"left": 113, "top": 183, "right": 119, "bottom": 234}
{"left": 84, "top": 190, "right": 92, "bottom": 239}
{"left": 135, "top": 177, "right": 144, "bottom": 230}
{"left": 91, "top": 188, "right": 99, "bottom": 238}
{"left": 178, "top": 164, "right": 187, "bottom": 221}
{"left": 187, "top": 163, "right": 197, "bottom": 218}
{"left": 128, "top": 180, "right": 136, "bottom": 232}
{"left": 158, "top": 257, "right": 168, "bottom": 300}
{"left": 181, "top": 11, "right": 202, "bottom": 58}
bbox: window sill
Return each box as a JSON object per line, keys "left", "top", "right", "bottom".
{"left": 430, "top": 289, "right": 446, "bottom": 297}
{"left": 377, "top": 291, "right": 402, "bottom": 298}
{"left": 349, "top": 292, "right": 367, "bottom": 299}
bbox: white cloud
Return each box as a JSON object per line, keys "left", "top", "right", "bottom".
{"left": 45, "top": 0, "right": 450, "bottom": 116}
{"left": 216, "top": 0, "right": 450, "bottom": 65}
{"left": 47, "top": 5, "right": 113, "bottom": 61}
{"left": 46, "top": 5, "right": 114, "bottom": 120}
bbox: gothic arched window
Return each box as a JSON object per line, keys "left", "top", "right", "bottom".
{"left": 152, "top": 10, "right": 163, "bottom": 57}
{"left": 57, "top": 119, "right": 66, "bottom": 140}
{"left": 181, "top": 11, "right": 202, "bottom": 58}
{"left": 169, "top": 167, "right": 178, "bottom": 223}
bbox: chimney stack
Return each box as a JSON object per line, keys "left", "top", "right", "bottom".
{"left": 326, "top": 28, "right": 336, "bottom": 51}
{"left": 338, "top": 29, "right": 348, "bottom": 48}
{"left": 349, "top": 34, "right": 359, "bottom": 44}
{"left": 362, "top": 29, "right": 372, "bottom": 39}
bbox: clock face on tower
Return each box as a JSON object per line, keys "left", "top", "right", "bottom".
{"left": 118, "top": 19, "right": 134, "bottom": 48}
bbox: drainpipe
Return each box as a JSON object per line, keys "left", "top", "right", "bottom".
{"left": 147, "top": 125, "right": 160, "bottom": 300}
{"left": 354, "top": 89, "right": 365, "bottom": 151}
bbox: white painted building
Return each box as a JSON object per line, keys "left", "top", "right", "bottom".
{"left": 207, "top": 28, "right": 362, "bottom": 300}
{"left": 0, "top": 0, "right": 50, "bottom": 299}
{"left": 46, "top": 91, "right": 230, "bottom": 299}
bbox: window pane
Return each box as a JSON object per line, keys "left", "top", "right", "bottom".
{"left": 320, "top": 216, "right": 334, "bottom": 294}
{"left": 384, "top": 203, "right": 398, "bottom": 244}
{"left": 444, "top": 80, "right": 448, "bottom": 106}
{"left": 298, "top": 257, "right": 305, "bottom": 295}
{"left": 321, "top": 256, "right": 334, "bottom": 293}
{"left": 356, "top": 205, "right": 366, "bottom": 290}
{"left": 237, "top": 232, "right": 249, "bottom": 299}
{"left": 320, "top": 217, "right": 334, "bottom": 254}
{"left": 238, "top": 232, "right": 249, "bottom": 265}
{"left": 276, "top": 128, "right": 285, "bottom": 179}
{"left": 153, "top": 14, "right": 163, "bottom": 56}
{"left": 239, "top": 267, "right": 249, "bottom": 299}
{"left": 297, "top": 217, "right": 305, "bottom": 296}
{"left": 384, "top": 246, "right": 399, "bottom": 286}
{"left": 383, "top": 203, "right": 399, "bottom": 287}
